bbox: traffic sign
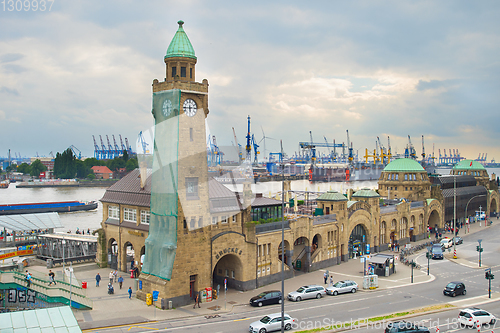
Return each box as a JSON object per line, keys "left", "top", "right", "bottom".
{"left": 152, "top": 290, "right": 159, "bottom": 301}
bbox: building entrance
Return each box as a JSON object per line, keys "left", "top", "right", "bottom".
{"left": 348, "top": 224, "right": 368, "bottom": 259}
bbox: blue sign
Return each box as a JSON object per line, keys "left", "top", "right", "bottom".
{"left": 152, "top": 290, "right": 159, "bottom": 301}
{"left": 366, "top": 244, "right": 370, "bottom": 254}
{"left": 139, "top": 280, "right": 142, "bottom": 290}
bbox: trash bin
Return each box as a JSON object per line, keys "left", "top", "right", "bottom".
{"left": 146, "top": 293, "right": 152, "bottom": 306}
{"left": 82, "top": 281, "right": 87, "bottom": 289}
{"left": 296, "top": 260, "right": 301, "bottom": 269}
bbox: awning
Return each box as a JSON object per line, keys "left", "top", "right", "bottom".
{"left": 370, "top": 255, "right": 390, "bottom": 264}
{"left": 0, "top": 212, "right": 63, "bottom": 232}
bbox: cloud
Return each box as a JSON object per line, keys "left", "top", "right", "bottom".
{"left": 0, "top": 87, "right": 19, "bottom": 96}
{"left": 0, "top": 53, "right": 24, "bottom": 63}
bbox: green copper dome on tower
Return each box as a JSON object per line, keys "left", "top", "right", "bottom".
{"left": 165, "top": 20, "right": 197, "bottom": 60}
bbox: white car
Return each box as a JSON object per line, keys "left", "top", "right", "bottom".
{"left": 458, "top": 308, "right": 496, "bottom": 327}
{"left": 287, "top": 285, "right": 326, "bottom": 301}
{"left": 326, "top": 280, "right": 358, "bottom": 296}
{"left": 440, "top": 238, "right": 453, "bottom": 249}
{"left": 249, "top": 313, "right": 295, "bottom": 333}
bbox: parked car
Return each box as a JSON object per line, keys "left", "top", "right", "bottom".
{"left": 287, "top": 285, "right": 326, "bottom": 301}
{"left": 458, "top": 307, "right": 496, "bottom": 327}
{"left": 453, "top": 236, "right": 463, "bottom": 245}
{"left": 440, "top": 238, "right": 453, "bottom": 249}
{"left": 249, "top": 290, "right": 282, "bottom": 307}
{"left": 249, "top": 313, "right": 295, "bottom": 332}
{"left": 432, "top": 247, "right": 444, "bottom": 260}
{"left": 326, "top": 280, "right": 358, "bottom": 296}
{"left": 443, "top": 281, "right": 466, "bottom": 297}
{"left": 385, "top": 321, "right": 430, "bottom": 333}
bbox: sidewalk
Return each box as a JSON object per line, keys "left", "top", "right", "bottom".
{"left": 24, "top": 219, "right": 496, "bottom": 330}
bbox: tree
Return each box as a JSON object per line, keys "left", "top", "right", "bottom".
{"left": 108, "top": 157, "right": 125, "bottom": 172}
{"left": 87, "top": 173, "right": 96, "bottom": 180}
{"left": 6, "top": 164, "right": 17, "bottom": 172}
{"left": 122, "top": 150, "right": 129, "bottom": 162}
{"left": 125, "top": 158, "right": 138, "bottom": 171}
{"left": 17, "top": 163, "right": 31, "bottom": 174}
{"left": 30, "top": 159, "right": 47, "bottom": 178}
{"left": 53, "top": 148, "right": 77, "bottom": 179}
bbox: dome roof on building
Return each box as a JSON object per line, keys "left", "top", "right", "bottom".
{"left": 352, "top": 188, "right": 380, "bottom": 198}
{"left": 383, "top": 158, "right": 425, "bottom": 172}
{"left": 165, "top": 21, "right": 197, "bottom": 60}
{"left": 316, "top": 190, "right": 347, "bottom": 201}
{"left": 452, "top": 159, "right": 486, "bottom": 171}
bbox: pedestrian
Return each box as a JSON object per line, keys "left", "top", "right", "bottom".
{"left": 193, "top": 292, "right": 200, "bottom": 308}
{"left": 48, "top": 270, "right": 56, "bottom": 286}
{"left": 128, "top": 286, "right": 132, "bottom": 299}
{"left": 25, "top": 270, "right": 31, "bottom": 288}
{"left": 329, "top": 275, "right": 333, "bottom": 287}
{"left": 88, "top": 228, "right": 91, "bottom": 235}
{"left": 113, "top": 270, "right": 118, "bottom": 282}
{"left": 109, "top": 271, "right": 114, "bottom": 284}
{"left": 96, "top": 272, "right": 101, "bottom": 287}
{"left": 323, "top": 271, "right": 328, "bottom": 284}
{"left": 118, "top": 275, "right": 124, "bottom": 289}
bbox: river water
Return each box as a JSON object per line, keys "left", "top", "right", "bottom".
{"left": 1, "top": 167, "right": 498, "bottom": 233}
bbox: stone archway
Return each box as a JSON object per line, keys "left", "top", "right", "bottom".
{"left": 490, "top": 198, "right": 498, "bottom": 217}
{"left": 278, "top": 240, "right": 291, "bottom": 267}
{"left": 292, "top": 236, "right": 309, "bottom": 271}
{"left": 348, "top": 224, "right": 368, "bottom": 259}
{"left": 428, "top": 209, "right": 441, "bottom": 234}
{"left": 108, "top": 238, "right": 118, "bottom": 269}
{"left": 311, "top": 234, "right": 322, "bottom": 262}
{"left": 213, "top": 253, "right": 244, "bottom": 291}
{"left": 122, "top": 241, "right": 135, "bottom": 272}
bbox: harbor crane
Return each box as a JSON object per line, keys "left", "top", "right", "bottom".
{"left": 138, "top": 131, "right": 149, "bottom": 154}
{"left": 68, "top": 145, "right": 81, "bottom": 159}
{"left": 421, "top": 135, "right": 426, "bottom": 164}
{"left": 251, "top": 134, "right": 260, "bottom": 165}
{"left": 99, "top": 135, "right": 109, "bottom": 159}
{"left": 93, "top": 135, "right": 103, "bottom": 159}
{"left": 106, "top": 135, "right": 115, "bottom": 159}
{"left": 245, "top": 116, "right": 252, "bottom": 163}
{"left": 346, "top": 130, "right": 354, "bottom": 164}
{"left": 112, "top": 135, "right": 121, "bottom": 158}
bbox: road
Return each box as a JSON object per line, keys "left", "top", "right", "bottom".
{"left": 86, "top": 225, "right": 500, "bottom": 333}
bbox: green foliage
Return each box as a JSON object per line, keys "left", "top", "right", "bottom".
{"left": 87, "top": 173, "right": 96, "bottom": 180}
{"left": 53, "top": 149, "right": 77, "bottom": 179}
{"left": 6, "top": 164, "right": 17, "bottom": 172}
{"left": 253, "top": 217, "right": 285, "bottom": 224}
{"left": 125, "top": 157, "right": 138, "bottom": 171}
{"left": 17, "top": 163, "right": 31, "bottom": 174}
{"left": 122, "top": 150, "right": 129, "bottom": 162}
{"left": 29, "top": 159, "right": 47, "bottom": 178}
{"left": 107, "top": 157, "right": 125, "bottom": 172}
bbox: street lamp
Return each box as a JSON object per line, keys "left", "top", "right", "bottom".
{"left": 464, "top": 194, "right": 487, "bottom": 234}
{"left": 426, "top": 247, "right": 431, "bottom": 276}
{"left": 477, "top": 239, "right": 483, "bottom": 267}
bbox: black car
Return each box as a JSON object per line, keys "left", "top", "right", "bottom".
{"left": 453, "top": 236, "right": 463, "bottom": 245}
{"left": 385, "top": 321, "right": 430, "bottom": 333}
{"left": 443, "top": 281, "right": 466, "bottom": 297}
{"left": 249, "top": 290, "right": 282, "bottom": 307}
{"left": 432, "top": 247, "right": 444, "bottom": 260}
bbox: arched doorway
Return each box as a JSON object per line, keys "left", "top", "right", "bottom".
{"left": 409, "top": 216, "right": 415, "bottom": 240}
{"left": 123, "top": 241, "right": 134, "bottom": 272}
{"left": 108, "top": 238, "right": 118, "bottom": 269}
{"left": 428, "top": 210, "right": 440, "bottom": 234}
{"left": 348, "top": 224, "right": 368, "bottom": 259}
{"left": 311, "top": 234, "right": 322, "bottom": 262}
{"left": 278, "top": 240, "right": 291, "bottom": 267}
{"left": 213, "top": 254, "right": 244, "bottom": 291}
{"left": 490, "top": 198, "right": 498, "bottom": 217}
{"left": 139, "top": 246, "right": 145, "bottom": 271}
{"left": 292, "top": 236, "right": 309, "bottom": 271}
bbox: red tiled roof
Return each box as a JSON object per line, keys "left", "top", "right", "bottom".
{"left": 91, "top": 166, "right": 113, "bottom": 174}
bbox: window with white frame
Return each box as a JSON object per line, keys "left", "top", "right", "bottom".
{"left": 221, "top": 215, "right": 228, "bottom": 224}
{"left": 232, "top": 215, "right": 237, "bottom": 223}
{"left": 212, "top": 216, "right": 218, "bottom": 224}
{"left": 123, "top": 208, "right": 137, "bottom": 222}
{"left": 140, "top": 210, "right": 150, "bottom": 224}
{"left": 108, "top": 206, "right": 119, "bottom": 219}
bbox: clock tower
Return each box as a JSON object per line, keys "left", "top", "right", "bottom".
{"left": 138, "top": 20, "right": 212, "bottom": 306}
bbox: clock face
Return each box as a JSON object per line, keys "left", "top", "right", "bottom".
{"left": 162, "top": 99, "right": 173, "bottom": 117}
{"left": 183, "top": 98, "right": 197, "bottom": 117}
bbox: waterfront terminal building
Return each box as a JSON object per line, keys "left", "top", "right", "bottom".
{"left": 96, "top": 22, "right": 499, "bottom": 308}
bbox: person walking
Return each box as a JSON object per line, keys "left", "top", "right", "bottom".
{"left": 48, "top": 270, "right": 56, "bottom": 286}
{"left": 323, "top": 271, "right": 328, "bottom": 284}
{"left": 96, "top": 272, "right": 101, "bottom": 287}
{"left": 25, "top": 271, "right": 31, "bottom": 288}
{"left": 329, "top": 275, "right": 333, "bottom": 287}
{"left": 118, "top": 275, "right": 124, "bottom": 289}
{"left": 193, "top": 292, "right": 200, "bottom": 308}
{"left": 109, "top": 271, "right": 114, "bottom": 284}
{"left": 128, "top": 286, "right": 133, "bottom": 299}
{"left": 113, "top": 270, "right": 118, "bottom": 283}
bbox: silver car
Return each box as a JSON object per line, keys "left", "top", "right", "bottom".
{"left": 326, "top": 280, "right": 358, "bottom": 296}
{"left": 249, "top": 313, "right": 295, "bottom": 333}
{"left": 287, "top": 285, "right": 326, "bottom": 301}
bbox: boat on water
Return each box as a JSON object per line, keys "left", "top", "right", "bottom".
{"left": 0, "top": 200, "right": 98, "bottom": 215}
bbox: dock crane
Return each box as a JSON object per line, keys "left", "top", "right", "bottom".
{"left": 245, "top": 116, "right": 252, "bottom": 163}
{"left": 99, "top": 135, "right": 109, "bottom": 159}
{"left": 346, "top": 130, "right": 354, "bottom": 164}
{"left": 138, "top": 131, "right": 149, "bottom": 154}
{"left": 106, "top": 135, "right": 115, "bottom": 159}
{"left": 232, "top": 127, "right": 242, "bottom": 164}
{"left": 421, "top": 135, "right": 426, "bottom": 164}
{"left": 251, "top": 134, "right": 260, "bottom": 165}
{"left": 68, "top": 145, "right": 82, "bottom": 159}
{"left": 112, "top": 135, "right": 121, "bottom": 158}
{"left": 93, "top": 135, "right": 102, "bottom": 159}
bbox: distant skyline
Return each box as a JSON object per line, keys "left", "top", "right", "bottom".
{"left": 1, "top": 1, "right": 500, "bottom": 163}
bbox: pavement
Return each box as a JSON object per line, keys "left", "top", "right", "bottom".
{"left": 20, "top": 219, "right": 499, "bottom": 331}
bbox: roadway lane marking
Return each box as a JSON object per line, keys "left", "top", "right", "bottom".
{"left": 349, "top": 306, "right": 369, "bottom": 312}
{"left": 233, "top": 318, "right": 251, "bottom": 322}
{"left": 127, "top": 326, "right": 159, "bottom": 331}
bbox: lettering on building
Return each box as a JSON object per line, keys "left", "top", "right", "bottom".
{"left": 215, "top": 248, "right": 242, "bottom": 260}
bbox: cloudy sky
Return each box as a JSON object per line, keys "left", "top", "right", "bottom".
{"left": 1, "top": 0, "right": 499, "bottom": 164}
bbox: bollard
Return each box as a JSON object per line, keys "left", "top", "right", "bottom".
{"left": 476, "top": 320, "right": 480, "bottom": 333}
{"left": 436, "top": 326, "right": 439, "bottom": 333}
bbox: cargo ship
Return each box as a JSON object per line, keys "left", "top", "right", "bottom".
{"left": 0, "top": 201, "right": 98, "bottom": 215}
